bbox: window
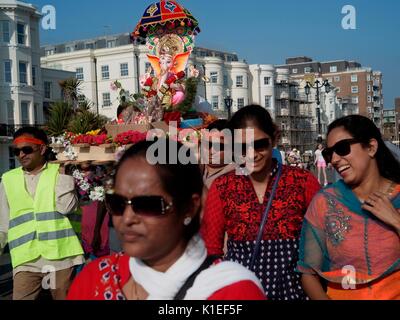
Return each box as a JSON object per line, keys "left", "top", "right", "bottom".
{"left": 44, "top": 81, "right": 52, "bottom": 99}
{"left": 4, "top": 60, "right": 12, "bottom": 83}
{"left": 85, "top": 43, "right": 94, "bottom": 49}
{"left": 19, "top": 62, "right": 27, "bottom": 84}
{"left": 367, "top": 74, "right": 371, "bottom": 81}
{"left": 120, "top": 63, "right": 129, "bottom": 77}
{"left": 351, "top": 75, "right": 358, "bottom": 82}
{"left": 211, "top": 96, "right": 219, "bottom": 110}
{"left": 265, "top": 96, "right": 271, "bottom": 108}
{"left": 304, "top": 67, "right": 311, "bottom": 74}
{"left": 334, "top": 76, "right": 340, "bottom": 82}
{"left": 101, "top": 65, "right": 109, "bottom": 80}
{"left": 7, "top": 101, "right": 14, "bottom": 124}
{"left": 45, "top": 49, "right": 54, "bottom": 56}
{"left": 17, "top": 23, "right": 25, "bottom": 45}
{"left": 1, "top": 21, "right": 10, "bottom": 43}
{"left": 103, "top": 93, "right": 111, "bottom": 107}
{"left": 21, "top": 102, "right": 29, "bottom": 125}
{"left": 210, "top": 72, "right": 218, "bottom": 84}
{"left": 237, "top": 98, "right": 245, "bottom": 109}
{"left": 32, "top": 66, "right": 37, "bottom": 86}
{"left": 76, "top": 67, "right": 84, "bottom": 81}
{"left": 65, "top": 46, "right": 73, "bottom": 53}
{"left": 292, "top": 68, "right": 298, "bottom": 74}
{"left": 8, "top": 147, "right": 16, "bottom": 170}
{"left": 236, "top": 75, "right": 243, "bottom": 87}
{"left": 352, "top": 96, "right": 359, "bottom": 104}
{"left": 336, "top": 87, "right": 341, "bottom": 93}
{"left": 107, "top": 40, "right": 116, "bottom": 48}
{"left": 368, "top": 96, "right": 372, "bottom": 103}
{"left": 264, "top": 77, "right": 271, "bottom": 85}
{"left": 368, "top": 85, "right": 371, "bottom": 92}
{"left": 351, "top": 86, "right": 359, "bottom": 94}
{"left": 330, "top": 66, "right": 337, "bottom": 73}
{"left": 223, "top": 75, "right": 228, "bottom": 86}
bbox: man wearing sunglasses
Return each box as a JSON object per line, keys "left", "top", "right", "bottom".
{"left": 0, "top": 127, "right": 84, "bottom": 300}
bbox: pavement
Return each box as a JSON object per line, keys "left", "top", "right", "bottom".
{"left": 309, "top": 165, "right": 338, "bottom": 186}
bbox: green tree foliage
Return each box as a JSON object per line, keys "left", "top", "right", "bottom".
{"left": 45, "top": 101, "right": 74, "bottom": 137}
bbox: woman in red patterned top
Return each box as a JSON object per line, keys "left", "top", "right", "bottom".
{"left": 67, "top": 140, "right": 265, "bottom": 300}
{"left": 201, "top": 105, "right": 321, "bottom": 300}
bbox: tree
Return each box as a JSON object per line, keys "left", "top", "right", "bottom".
{"left": 59, "top": 78, "right": 82, "bottom": 108}
{"left": 45, "top": 101, "right": 74, "bottom": 137}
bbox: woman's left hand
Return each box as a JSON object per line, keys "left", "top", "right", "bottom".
{"left": 362, "top": 192, "right": 400, "bottom": 233}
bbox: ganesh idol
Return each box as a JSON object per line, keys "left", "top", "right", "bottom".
{"left": 140, "top": 34, "right": 191, "bottom": 111}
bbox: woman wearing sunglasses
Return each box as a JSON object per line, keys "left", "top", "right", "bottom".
{"left": 67, "top": 140, "right": 265, "bottom": 300}
{"left": 201, "top": 105, "right": 321, "bottom": 300}
{"left": 298, "top": 115, "right": 400, "bottom": 300}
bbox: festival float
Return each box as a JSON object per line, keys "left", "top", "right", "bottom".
{"left": 49, "top": 0, "right": 217, "bottom": 165}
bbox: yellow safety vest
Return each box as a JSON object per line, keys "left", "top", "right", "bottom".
{"left": 69, "top": 207, "right": 82, "bottom": 239}
{"left": 2, "top": 163, "right": 83, "bottom": 269}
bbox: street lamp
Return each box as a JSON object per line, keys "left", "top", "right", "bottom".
{"left": 304, "top": 79, "right": 331, "bottom": 136}
{"left": 224, "top": 89, "right": 233, "bottom": 120}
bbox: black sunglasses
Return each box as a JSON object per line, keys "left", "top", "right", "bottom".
{"left": 13, "top": 146, "right": 38, "bottom": 157}
{"left": 322, "top": 139, "right": 360, "bottom": 163}
{"left": 236, "top": 138, "right": 271, "bottom": 156}
{"left": 105, "top": 193, "right": 173, "bottom": 217}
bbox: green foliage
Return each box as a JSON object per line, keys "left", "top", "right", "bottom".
{"left": 45, "top": 101, "right": 74, "bottom": 137}
{"left": 67, "top": 110, "right": 108, "bottom": 135}
{"left": 46, "top": 100, "right": 109, "bottom": 136}
{"left": 59, "top": 78, "right": 82, "bottom": 106}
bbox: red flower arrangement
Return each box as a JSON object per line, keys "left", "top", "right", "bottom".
{"left": 72, "top": 133, "right": 112, "bottom": 146}
{"left": 114, "top": 131, "right": 147, "bottom": 146}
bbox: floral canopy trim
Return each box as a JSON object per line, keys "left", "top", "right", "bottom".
{"left": 131, "top": 0, "right": 200, "bottom": 42}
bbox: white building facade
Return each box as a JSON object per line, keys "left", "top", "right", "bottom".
{"left": 41, "top": 33, "right": 290, "bottom": 121}
{"left": 0, "top": 1, "right": 74, "bottom": 175}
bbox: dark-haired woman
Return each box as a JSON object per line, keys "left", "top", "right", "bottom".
{"left": 67, "top": 140, "right": 265, "bottom": 300}
{"left": 298, "top": 115, "right": 400, "bottom": 300}
{"left": 201, "top": 105, "right": 321, "bottom": 300}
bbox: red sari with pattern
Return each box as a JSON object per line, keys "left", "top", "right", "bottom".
{"left": 201, "top": 163, "right": 320, "bottom": 300}
{"left": 67, "top": 253, "right": 266, "bottom": 300}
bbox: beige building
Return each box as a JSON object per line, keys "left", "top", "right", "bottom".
{"left": 276, "top": 57, "right": 384, "bottom": 130}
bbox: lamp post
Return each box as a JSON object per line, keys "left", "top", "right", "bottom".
{"left": 304, "top": 79, "right": 331, "bottom": 136}
{"left": 224, "top": 89, "right": 233, "bottom": 120}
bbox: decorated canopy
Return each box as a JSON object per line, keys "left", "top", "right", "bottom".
{"left": 132, "top": 0, "right": 200, "bottom": 42}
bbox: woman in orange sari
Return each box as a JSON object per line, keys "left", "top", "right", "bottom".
{"left": 297, "top": 115, "right": 400, "bottom": 300}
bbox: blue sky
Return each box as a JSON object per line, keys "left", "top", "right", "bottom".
{"left": 27, "top": 0, "right": 400, "bottom": 108}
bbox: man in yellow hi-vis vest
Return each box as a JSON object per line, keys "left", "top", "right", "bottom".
{"left": 0, "top": 127, "right": 84, "bottom": 300}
